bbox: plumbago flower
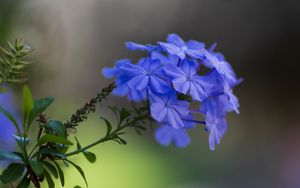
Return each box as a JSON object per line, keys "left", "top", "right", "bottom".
{"left": 103, "top": 33, "right": 242, "bottom": 151}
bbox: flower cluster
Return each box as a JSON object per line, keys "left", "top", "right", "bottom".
{"left": 102, "top": 34, "right": 241, "bottom": 150}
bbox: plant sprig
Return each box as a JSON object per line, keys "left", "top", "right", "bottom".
{"left": 0, "top": 84, "right": 150, "bottom": 188}
{"left": 0, "top": 39, "right": 31, "bottom": 92}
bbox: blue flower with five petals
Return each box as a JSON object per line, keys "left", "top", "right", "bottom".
{"left": 164, "top": 59, "right": 212, "bottom": 101}
{"left": 155, "top": 124, "right": 191, "bottom": 148}
{"left": 121, "top": 57, "right": 170, "bottom": 94}
{"left": 150, "top": 92, "right": 189, "bottom": 129}
{"left": 158, "top": 33, "right": 206, "bottom": 60}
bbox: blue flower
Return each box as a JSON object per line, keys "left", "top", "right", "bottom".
{"left": 121, "top": 57, "right": 170, "bottom": 94}
{"left": 200, "top": 95, "right": 230, "bottom": 151}
{"left": 155, "top": 124, "right": 191, "bottom": 148}
{"left": 150, "top": 92, "right": 189, "bottom": 129}
{"left": 102, "top": 59, "right": 130, "bottom": 79}
{"left": 206, "top": 114, "right": 227, "bottom": 151}
{"left": 0, "top": 91, "right": 18, "bottom": 153}
{"left": 203, "top": 44, "right": 237, "bottom": 82}
{"left": 165, "top": 59, "right": 212, "bottom": 101}
{"left": 203, "top": 69, "right": 240, "bottom": 114}
{"left": 102, "top": 34, "right": 242, "bottom": 150}
{"left": 158, "top": 33, "right": 206, "bottom": 60}
{"left": 102, "top": 59, "right": 147, "bottom": 101}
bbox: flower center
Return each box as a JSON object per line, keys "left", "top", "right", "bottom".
{"left": 181, "top": 45, "right": 187, "bottom": 51}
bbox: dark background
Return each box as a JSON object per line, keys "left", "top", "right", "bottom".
{"left": 1, "top": 0, "right": 300, "bottom": 187}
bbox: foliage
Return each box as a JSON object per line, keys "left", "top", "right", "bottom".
{"left": 0, "top": 39, "right": 31, "bottom": 92}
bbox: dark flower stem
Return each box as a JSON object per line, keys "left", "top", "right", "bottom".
{"left": 64, "top": 82, "right": 116, "bottom": 129}
{"left": 182, "top": 118, "right": 206, "bottom": 125}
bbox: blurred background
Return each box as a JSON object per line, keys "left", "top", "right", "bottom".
{"left": 0, "top": 0, "right": 300, "bottom": 187}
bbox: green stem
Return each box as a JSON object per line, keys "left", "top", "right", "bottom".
{"left": 65, "top": 113, "right": 148, "bottom": 157}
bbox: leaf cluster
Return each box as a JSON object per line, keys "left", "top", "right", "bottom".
{"left": 0, "top": 84, "right": 151, "bottom": 188}
{"left": 0, "top": 39, "right": 31, "bottom": 92}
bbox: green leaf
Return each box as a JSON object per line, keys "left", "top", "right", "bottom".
{"left": 83, "top": 152, "right": 96, "bottom": 163}
{"left": 28, "top": 97, "right": 54, "bottom": 125}
{"left": 118, "top": 137, "right": 127, "bottom": 145}
{"left": 0, "top": 106, "right": 21, "bottom": 135}
{"left": 66, "top": 160, "right": 88, "bottom": 187}
{"left": 46, "top": 120, "right": 67, "bottom": 137}
{"left": 52, "top": 161, "right": 65, "bottom": 187}
{"left": 74, "top": 186, "right": 82, "bottom": 188}
{"left": 38, "top": 134, "right": 73, "bottom": 146}
{"left": 75, "top": 137, "right": 96, "bottom": 163}
{"left": 44, "top": 170, "right": 55, "bottom": 188}
{"left": 23, "top": 85, "right": 34, "bottom": 127}
{"left": 17, "top": 173, "right": 30, "bottom": 188}
{"left": 75, "top": 137, "right": 82, "bottom": 149}
{"left": 42, "top": 161, "right": 58, "bottom": 179}
{"left": 100, "top": 117, "right": 112, "bottom": 136}
{"left": 0, "top": 163, "right": 25, "bottom": 183}
{"left": 29, "top": 160, "right": 44, "bottom": 176}
{"left": 0, "top": 150, "right": 22, "bottom": 161}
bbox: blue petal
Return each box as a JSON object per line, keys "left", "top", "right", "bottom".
{"left": 112, "top": 86, "right": 128, "bottom": 96}
{"left": 151, "top": 51, "right": 179, "bottom": 65}
{"left": 149, "top": 76, "right": 170, "bottom": 94}
{"left": 206, "top": 116, "right": 227, "bottom": 151}
{"left": 167, "top": 108, "right": 184, "bottom": 129}
{"left": 172, "top": 77, "right": 189, "bottom": 94}
{"left": 157, "top": 42, "right": 185, "bottom": 59}
{"left": 226, "top": 90, "right": 240, "bottom": 114}
{"left": 186, "top": 49, "right": 206, "bottom": 59}
{"left": 102, "top": 67, "right": 117, "bottom": 78}
{"left": 121, "top": 62, "right": 145, "bottom": 76}
{"left": 186, "top": 40, "right": 205, "bottom": 50}
{"left": 127, "top": 74, "right": 148, "bottom": 90}
{"left": 173, "top": 129, "right": 191, "bottom": 148}
{"left": 148, "top": 59, "right": 162, "bottom": 72}
{"left": 180, "top": 60, "right": 197, "bottom": 77}
{"left": 189, "top": 76, "right": 212, "bottom": 101}
{"left": 151, "top": 102, "right": 167, "bottom": 122}
{"left": 169, "top": 100, "right": 189, "bottom": 117}
{"left": 128, "top": 89, "right": 147, "bottom": 102}
{"left": 166, "top": 33, "right": 185, "bottom": 47}
{"left": 155, "top": 125, "right": 173, "bottom": 146}
{"left": 136, "top": 76, "right": 149, "bottom": 91}
{"left": 215, "top": 61, "right": 236, "bottom": 82}
{"left": 208, "top": 43, "right": 217, "bottom": 52}
{"left": 164, "top": 64, "right": 186, "bottom": 78}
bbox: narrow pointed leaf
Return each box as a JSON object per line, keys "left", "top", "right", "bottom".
{"left": 23, "top": 85, "right": 34, "bottom": 127}
{"left": 44, "top": 170, "right": 55, "bottom": 188}
{"left": 66, "top": 160, "right": 88, "bottom": 187}
{"left": 42, "top": 161, "right": 58, "bottom": 179}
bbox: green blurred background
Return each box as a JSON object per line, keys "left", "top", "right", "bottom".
{"left": 1, "top": 0, "right": 300, "bottom": 187}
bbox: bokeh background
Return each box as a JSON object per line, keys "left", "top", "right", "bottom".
{"left": 1, "top": 0, "right": 300, "bottom": 187}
